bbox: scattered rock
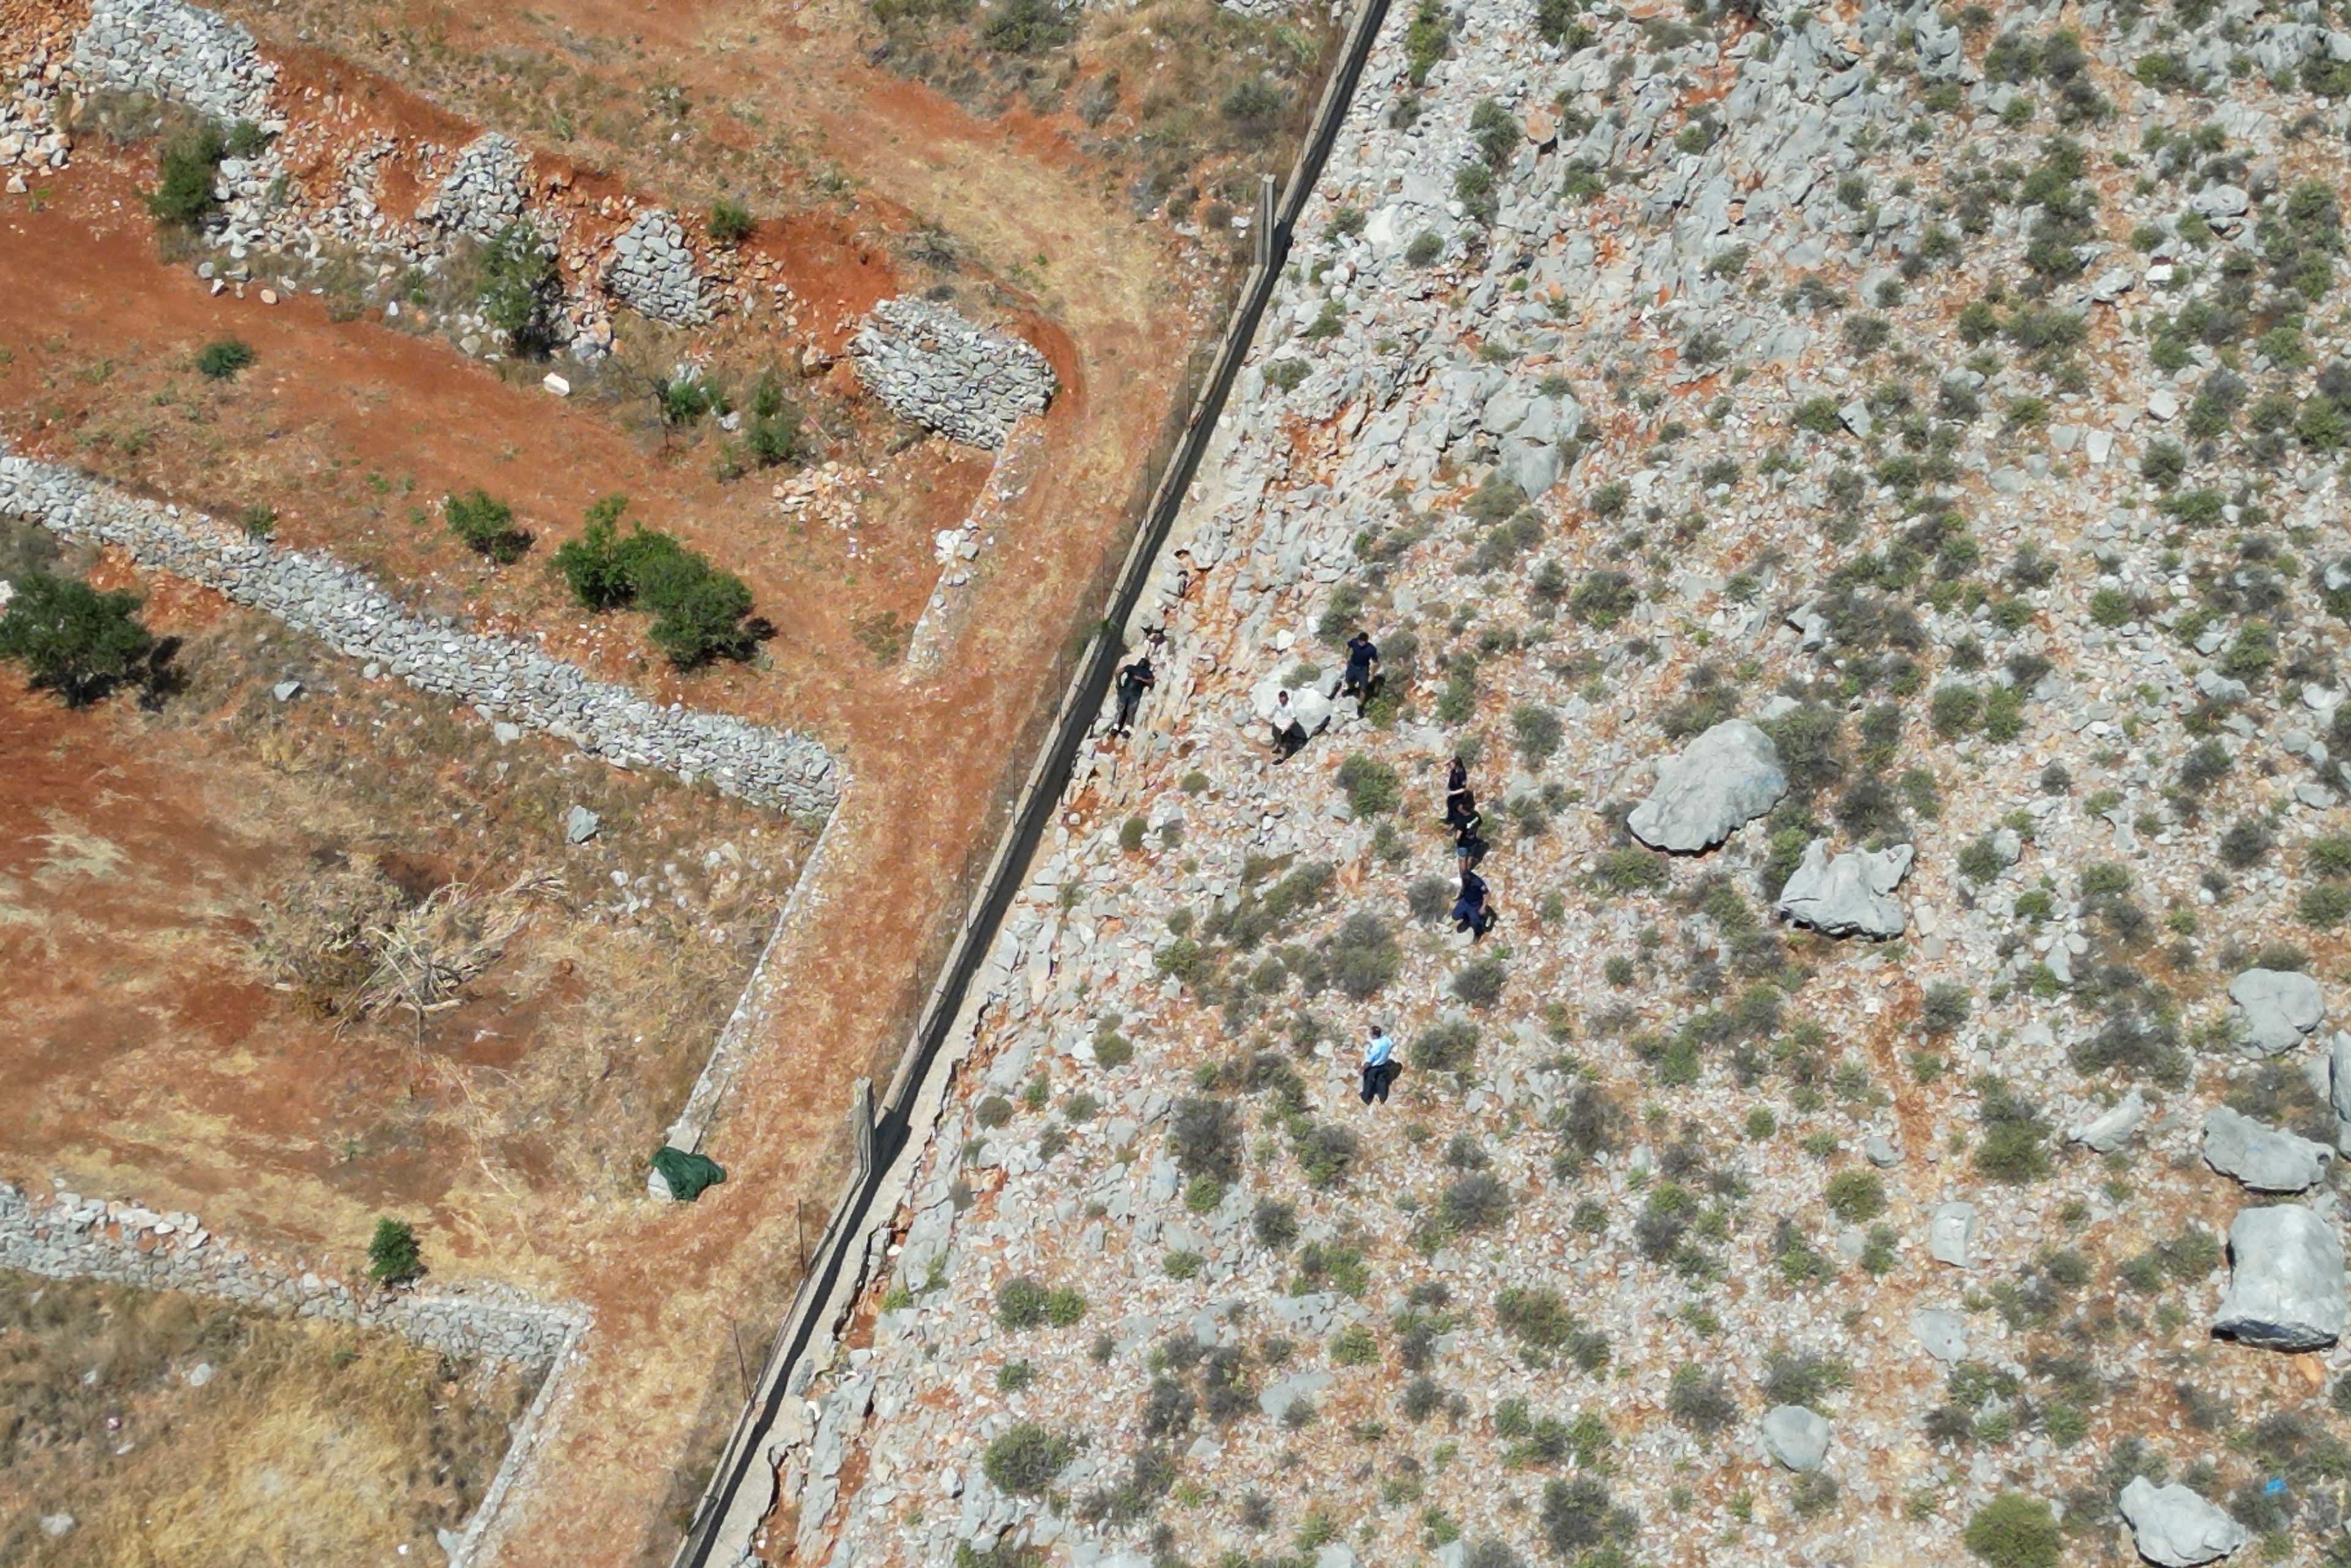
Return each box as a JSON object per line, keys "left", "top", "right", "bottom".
{"left": 270, "top": 678, "right": 302, "bottom": 702}
{"left": 1928, "top": 1202, "right": 1978, "bottom": 1268}
{"left": 2202, "top": 1106, "right": 2334, "bottom": 1193}
{"left": 1774, "top": 839, "right": 1911, "bottom": 938}
{"left": 39, "top": 1514, "right": 75, "bottom": 1539}
{"left": 1626, "top": 719, "right": 1787, "bottom": 853}
{"left": 2119, "top": 1477, "right": 2251, "bottom": 1567}
{"left": 564, "top": 806, "right": 602, "bottom": 846}
{"left": 2213, "top": 1203, "right": 2346, "bottom": 1351}
{"left": 850, "top": 296, "right": 1056, "bottom": 450}
{"left": 2068, "top": 1090, "right": 2147, "bottom": 1153}
{"left": 1760, "top": 1405, "right": 1831, "bottom": 1472}
{"left": 1912, "top": 1308, "right": 1968, "bottom": 1362}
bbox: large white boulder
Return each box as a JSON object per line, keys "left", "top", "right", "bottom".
{"left": 2119, "top": 1477, "right": 2250, "bottom": 1566}
{"left": 1760, "top": 1405, "right": 1831, "bottom": 1472}
{"left": 1627, "top": 720, "right": 1787, "bottom": 853}
{"left": 2213, "top": 1204, "right": 2345, "bottom": 1351}
{"left": 2230, "top": 969, "right": 2324, "bottom": 1056}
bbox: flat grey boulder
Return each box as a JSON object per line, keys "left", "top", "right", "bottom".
{"left": 564, "top": 805, "right": 601, "bottom": 845}
{"left": 1760, "top": 1404, "right": 1831, "bottom": 1472}
{"left": 1775, "top": 839, "right": 1912, "bottom": 938}
{"left": 2230, "top": 969, "right": 2324, "bottom": 1056}
{"left": 1259, "top": 1370, "right": 1332, "bottom": 1419}
{"left": 2068, "top": 1089, "right": 2147, "bottom": 1153}
{"left": 1627, "top": 720, "right": 1787, "bottom": 853}
{"left": 2331, "top": 1031, "right": 2351, "bottom": 1154}
{"left": 2214, "top": 1204, "right": 2345, "bottom": 1351}
{"left": 2202, "top": 1106, "right": 2334, "bottom": 1193}
{"left": 1929, "top": 1202, "right": 1978, "bottom": 1268}
{"left": 2120, "top": 1477, "right": 2250, "bottom": 1566}
{"left": 1912, "top": 1308, "right": 1968, "bottom": 1362}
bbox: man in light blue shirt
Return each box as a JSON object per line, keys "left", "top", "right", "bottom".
{"left": 1360, "top": 1026, "right": 1399, "bottom": 1105}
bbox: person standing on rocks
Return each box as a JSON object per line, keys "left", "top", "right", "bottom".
{"left": 1341, "top": 631, "right": 1381, "bottom": 703}
{"left": 1443, "top": 756, "right": 1475, "bottom": 829}
{"left": 1359, "top": 1026, "right": 1400, "bottom": 1105}
{"left": 1454, "top": 802, "right": 1487, "bottom": 872}
{"left": 1452, "top": 867, "right": 1493, "bottom": 939}
{"left": 1111, "top": 648, "right": 1157, "bottom": 737}
{"left": 1270, "top": 689, "right": 1308, "bottom": 762}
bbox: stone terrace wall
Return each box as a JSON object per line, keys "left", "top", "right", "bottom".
{"left": 0, "top": 1182, "right": 579, "bottom": 1371}
{"left": 605, "top": 207, "right": 710, "bottom": 327}
{"left": 70, "top": 0, "right": 279, "bottom": 128}
{"left": 851, "top": 297, "right": 1056, "bottom": 450}
{"left": 0, "top": 452, "right": 841, "bottom": 820}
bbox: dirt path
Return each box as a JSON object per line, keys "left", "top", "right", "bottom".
{"left": 1, "top": 2, "right": 1215, "bottom": 1561}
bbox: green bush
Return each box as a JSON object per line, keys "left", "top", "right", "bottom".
{"left": 147, "top": 121, "right": 228, "bottom": 225}
{"left": 1825, "top": 1169, "right": 1886, "bottom": 1223}
{"left": 1963, "top": 1493, "right": 2061, "bottom": 1568}
{"left": 1292, "top": 1120, "right": 1361, "bottom": 1187}
{"left": 1512, "top": 703, "right": 1564, "bottom": 765}
{"left": 982, "top": 1422, "right": 1075, "bottom": 1495}
{"left": 1974, "top": 1079, "right": 2053, "bottom": 1184}
{"left": 1406, "top": 230, "right": 1444, "bottom": 266}
{"left": 708, "top": 199, "right": 756, "bottom": 244}
{"left": 743, "top": 371, "right": 814, "bottom": 468}
{"left": 1795, "top": 396, "right": 1845, "bottom": 435}
{"left": 0, "top": 569, "right": 154, "bottom": 708}
{"left": 981, "top": 0, "right": 1072, "bottom": 53}
{"left": 478, "top": 222, "right": 560, "bottom": 354}
{"left": 1330, "top": 1324, "right": 1379, "bottom": 1365}
{"left": 1412, "top": 1020, "right": 1479, "bottom": 1071}
{"left": 1494, "top": 1286, "right": 1577, "bottom": 1349}
{"left": 1593, "top": 848, "right": 1666, "bottom": 894}
{"left": 444, "top": 489, "right": 530, "bottom": 563}
{"left": 1325, "top": 912, "right": 1400, "bottom": 999}
{"left": 1335, "top": 754, "right": 1401, "bottom": 816}
{"left": 367, "top": 1217, "right": 422, "bottom": 1284}
{"left": 997, "top": 1277, "right": 1050, "bottom": 1329}
{"left": 1452, "top": 958, "right": 1507, "bottom": 1008}
{"left": 1169, "top": 1097, "right": 1241, "bottom": 1182}
{"left": 195, "top": 338, "right": 255, "bottom": 380}
{"left": 552, "top": 497, "right": 759, "bottom": 666}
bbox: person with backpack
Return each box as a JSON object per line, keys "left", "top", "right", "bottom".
{"left": 1454, "top": 804, "right": 1487, "bottom": 872}
{"left": 1111, "top": 650, "right": 1157, "bottom": 736}
{"left": 1359, "top": 1026, "right": 1400, "bottom": 1104}
{"left": 1341, "top": 631, "right": 1381, "bottom": 703}
{"left": 1452, "top": 868, "right": 1493, "bottom": 939}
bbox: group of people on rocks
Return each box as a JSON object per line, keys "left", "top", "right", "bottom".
{"left": 1105, "top": 621, "right": 1502, "bottom": 1109}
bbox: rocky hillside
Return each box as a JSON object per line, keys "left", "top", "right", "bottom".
{"left": 767, "top": 0, "right": 2351, "bottom": 1564}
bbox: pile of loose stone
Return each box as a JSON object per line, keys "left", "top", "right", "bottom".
{"left": 769, "top": 0, "right": 2351, "bottom": 1564}
{"left": 604, "top": 206, "right": 710, "bottom": 327}
{"left": 0, "top": 450, "right": 841, "bottom": 820}
{"left": 415, "top": 130, "right": 532, "bottom": 242}
{"left": 851, "top": 296, "right": 1058, "bottom": 449}
{"left": 70, "top": 0, "right": 277, "bottom": 126}
{"left": 0, "top": 1180, "right": 579, "bottom": 1373}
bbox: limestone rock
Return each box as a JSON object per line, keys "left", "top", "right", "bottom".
{"left": 1774, "top": 839, "right": 1912, "bottom": 938}
{"left": 2119, "top": 1477, "right": 2251, "bottom": 1566}
{"left": 1928, "top": 1202, "right": 1978, "bottom": 1268}
{"left": 2202, "top": 1106, "right": 2334, "bottom": 1193}
{"left": 564, "top": 806, "right": 602, "bottom": 846}
{"left": 2068, "top": 1090, "right": 2147, "bottom": 1153}
{"left": 1627, "top": 719, "right": 1787, "bottom": 853}
{"left": 2213, "top": 1204, "right": 2345, "bottom": 1351}
{"left": 1760, "top": 1405, "right": 1831, "bottom": 1472}
{"left": 850, "top": 297, "right": 1056, "bottom": 450}
{"left": 1911, "top": 1308, "right": 1968, "bottom": 1362}
{"left": 2230, "top": 969, "right": 2324, "bottom": 1056}
{"left": 2330, "top": 1031, "right": 2351, "bottom": 1154}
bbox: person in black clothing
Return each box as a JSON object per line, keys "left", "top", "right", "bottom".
{"left": 1447, "top": 755, "right": 1468, "bottom": 794}
{"left": 1111, "top": 652, "right": 1157, "bottom": 735}
{"left": 1451, "top": 868, "right": 1493, "bottom": 939}
{"left": 1341, "top": 631, "right": 1380, "bottom": 702}
{"left": 1453, "top": 806, "right": 1487, "bottom": 872}
{"left": 1444, "top": 781, "right": 1477, "bottom": 831}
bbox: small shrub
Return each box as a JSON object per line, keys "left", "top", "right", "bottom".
{"left": 1293, "top": 1120, "right": 1362, "bottom": 1187}
{"left": 997, "top": 1277, "right": 1051, "bottom": 1329}
{"left": 477, "top": 222, "right": 560, "bottom": 354}
{"left": 1169, "top": 1097, "right": 1241, "bottom": 1182}
{"left": 1452, "top": 958, "right": 1508, "bottom": 1008}
{"left": 444, "top": 489, "right": 531, "bottom": 563}
{"left": 1330, "top": 1324, "right": 1379, "bottom": 1365}
{"left": 1335, "top": 754, "right": 1402, "bottom": 816}
{"left": 1668, "top": 1366, "right": 1739, "bottom": 1436}
{"left": 983, "top": 1422, "right": 1076, "bottom": 1495}
{"left": 1412, "top": 1020, "right": 1479, "bottom": 1072}
{"left": 707, "top": 199, "right": 756, "bottom": 244}
{"left": 1962, "top": 1493, "right": 2061, "bottom": 1568}
{"left": 1325, "top": 912, "right": 1401, "bottom": 999}
{"left": 368, "top": 1217, "right": 422, "bottom": 1284}
{"left": 1253, "top": 1199, "right": 1299, "bottom": 1249}
{"left": 195, "top": 338, "right": 254, "bottom": 380}
{"left": 147, "top": 121, "right": 228, "bottom": 225}
{"left": 1439, "top": 1171, "right": 1512, "bottom": 1234}
{"left": 1825, "top": 1169, "right": 1887, "bottom": 1224}
{"left": 1922, "top": 981, "right": 1971, "bottom": 1034}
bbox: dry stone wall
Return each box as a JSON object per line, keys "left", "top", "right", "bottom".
{"left": 0, "top": 451, "right": 841, "bottom": 820}
{"left": 418, "top": 132, "right": 532, "bottom": 242}
{"left": 604, "top": 207, "right": 710, "bottom": 326}
{"left": 0, "top": 1181, "right": 578, "bottom": 1371}
{"left": 851, "top": 297, "right": 1057, "bottom": 449}
{"left": 70, "top": 0, "right": 279, "bottom": 127}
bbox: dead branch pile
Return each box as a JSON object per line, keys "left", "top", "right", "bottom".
{"left": 354, "top": 873, "right": 560, "bottom": 1023}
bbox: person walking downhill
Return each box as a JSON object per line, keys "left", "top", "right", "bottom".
{"left": 1359, "top": 1025, "right": 1400, "bottom": 1105}
{"left": 1454, "top": 801, "right": 1487, "bottom": 873}
{"left": 1341, "top": 631, "right": 1381, "bottom": 703}
{"left": 1111, "top": 648, "right": 1157, "bottom": 736}
{"left": 1443, "top": 756, "right": 1475, "bottom": 830}
{"left": 1452, "top": 866, "right": 1493, "bottom": 939}
{"left": 1270, "top": 689, "right": 1308, "bottom": 762}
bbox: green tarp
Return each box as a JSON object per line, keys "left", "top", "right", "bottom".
{"left": 651, "top": 1146, "right": 727, "bottom": 1201}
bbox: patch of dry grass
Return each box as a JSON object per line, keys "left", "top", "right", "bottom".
{"left": 0, "top": 1269, "right": 537, "bottom": 1567}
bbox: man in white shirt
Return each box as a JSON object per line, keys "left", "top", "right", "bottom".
{"left": 1359, "top": 1026, "right": 1398, "bottom": 1105}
